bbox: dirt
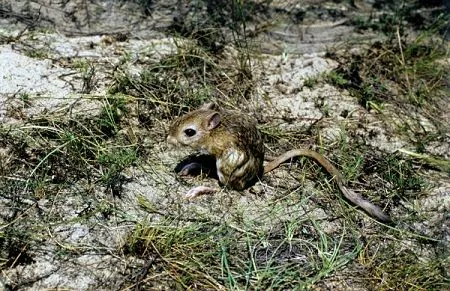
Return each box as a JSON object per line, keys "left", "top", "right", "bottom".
{"left": 0, "top": 0, "right": 448, "bottom": 290}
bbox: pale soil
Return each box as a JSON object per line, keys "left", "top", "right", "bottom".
{"left": 0, "top": 1, "right": 448, "bottom": 289}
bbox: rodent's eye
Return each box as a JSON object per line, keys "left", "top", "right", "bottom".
{"left": 184, "top": 128, "right": 196, "bottom": 137}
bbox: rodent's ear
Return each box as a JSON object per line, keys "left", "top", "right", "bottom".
{"left": 206, "top": 112, "right": 221, "bottom": 130}
{"left": 200, "top": 102, "right": 217, "bottom": 110}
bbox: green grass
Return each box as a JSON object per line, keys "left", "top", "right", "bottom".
{"left": 359, "top": 242, "right": 449, "bottom": 289}
{"left": 0, "top": 95, "right": 139, "bottom": 200}
{"left": 1, "top": 1, "right": 448, "bottom": 289}
{"left": 328, "top": 19, "right": 449, "bottom": 156}
{"left": 122, "top": 213, "right": 364, "bottom": 289}
{"left": 73, "top": 59, "right": 97, "bottom": 93}
{"left": 109, "top": 41, "right": 247, "bottom": 119}
{"left": 303, "top": 76, "right": 320, "bottom": 89}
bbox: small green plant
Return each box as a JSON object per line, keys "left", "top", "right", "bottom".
{"left": 0, "top": 226, "right": 34, "bottom": 269}
{"left": 19, "top": 92, "right": 30, "bottom": 103}
{"left": 98, "top": 147, "right": 137, "bottom": 196}
{"left": 98, "top": 95, "right": 128, "bottom": 136}
{"left": 327, "top": 71, "right": 348, "bottom": 87}
{"left": 18, "top": 92, "right": 32, "bottom": 108}
{"left": 24, "top": 48, "right": 48, "bottom": 59}
{"left": 303, "top": 76, "right": 319, "bottom": 89}
{"left": 74, "top": 59, "right": 96, "bottom": 93}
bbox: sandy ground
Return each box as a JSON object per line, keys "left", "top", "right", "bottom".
{"left": 0, "top": 1, "right": 448, "bottom": 289}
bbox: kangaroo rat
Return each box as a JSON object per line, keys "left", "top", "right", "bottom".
{"left": 167, "top": 103, "right": 391, "bottom": 222}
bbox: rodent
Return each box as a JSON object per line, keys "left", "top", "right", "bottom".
{"left": 167, "top": 103, "right": 391, "bottom": 222}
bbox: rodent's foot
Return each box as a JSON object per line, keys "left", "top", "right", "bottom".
{"left": 185, "top": 186, "right": 217, "bottom": 199}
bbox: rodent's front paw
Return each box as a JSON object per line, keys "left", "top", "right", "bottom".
{"left": 185, "top": 186, "right": 217, "bottom": 199}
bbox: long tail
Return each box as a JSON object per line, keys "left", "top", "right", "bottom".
{"left": 264, "top": 149, "right": 391, "bottom": 222}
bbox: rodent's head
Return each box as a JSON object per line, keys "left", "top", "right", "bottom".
{"left": 167, "top": 103, "right": 221, "bottom": 150}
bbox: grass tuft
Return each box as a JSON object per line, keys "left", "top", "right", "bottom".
{"left": 1, "top": 1, "right": 448, "bottom": 289}
{"left": 121, "top": 214, "right": 364, "bottom": 290}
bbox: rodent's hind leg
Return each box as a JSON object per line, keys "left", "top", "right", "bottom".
{"left": 177, "top": 162, "right": 204, "bottom": 176}
{"left": 174, "top": 154, "right": 218, "bottom": 179}
{"left": 185, "top": 186, "right": 218, "bottom": 199}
